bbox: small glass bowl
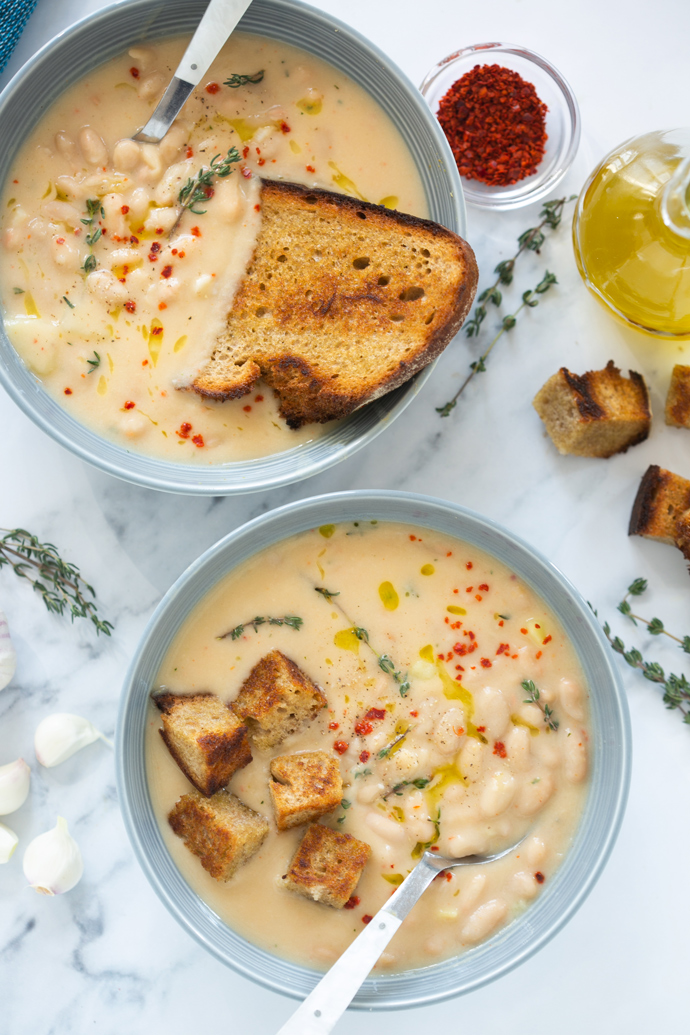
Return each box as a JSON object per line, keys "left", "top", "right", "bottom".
{"left": 420, "top": 43, "right": 580, "bottom": 210}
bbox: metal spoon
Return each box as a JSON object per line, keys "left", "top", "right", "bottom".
{"left": 134, "top": 0, "right": 254, "bottom": 144}
{"left": 275, "top": 836, "right": 526, "bottom": 1035}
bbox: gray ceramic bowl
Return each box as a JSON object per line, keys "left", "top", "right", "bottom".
{"left": 0, "top": 0, "right": 466, "bottom": 495}
{"left": 117, "top": 490, "right": 631, "bottom": 1008}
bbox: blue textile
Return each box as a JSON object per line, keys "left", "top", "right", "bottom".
{"left": 0, "top": 0, "right": 39, "bottom": 74}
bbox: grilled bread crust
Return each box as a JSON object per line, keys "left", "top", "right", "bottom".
{"left": 629, "top": 464, "right": 690, "bottom": 544}
{"left": 191, "top": 179, "right": 478, "bottom": 427}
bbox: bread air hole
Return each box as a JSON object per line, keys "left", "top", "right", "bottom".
{"left": 356, "top": 211, "right": 367, "bottom": 220}
{"left": 399, "top": 286, "right": 424, "bottom": 301}
{"left": 425, "top": 310, "right": 436, "bottom": 325}
{"left": 421, "top": 248, "right": 430, "bottom": 257}
{"left": 352, "top": 257, "right": 370, "bottom": 269}
{"left": 390, "top": 314, "right": 405, "bottom": 323}
{"left": 277, "top": 254, "right": 287, "bottom": 263}
{"left": 255, "top": 306, "right": 270, "bottom": 317}
{"left": 378, "top": 275, "right": 390, "bottom": 286}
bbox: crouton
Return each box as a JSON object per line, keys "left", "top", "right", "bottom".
{"left": 533, "top": 360, "right": 651, "bottom": 457}
{"left": 282, "top": 823, "right": 371, "bottom": 908}
{"left": 153, "top": 690, "right": 251, "bottom": 796}
{"left": 168, "top": 789, "right": 268, "bottom": 882}
{"left": 269, "top": 751, "right": 343, "bottom": 830}
{"left": 232, "top": 650, "right": 327, "bottom": 750}
{"left": 629, "top": 465, "right": 690, "bottom": 544}
{"left": 665, "top": 365, "right": 690, "bottom": 428}
{"left": 676, "top": 510, "right": 690, "bottom": 562}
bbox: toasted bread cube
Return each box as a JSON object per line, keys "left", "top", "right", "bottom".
{"left": 665, "top": 365, "right": 690, "bottom": 428}
{"left": 269, "top": 751, "right": 343, "bottom": 830}
{"left": 629, "top": 465, "right": 690, "bottom": 544}
{"left": 168, "top": 790, "right": 268, "bottom": 882}
{"left": 676, "top": 510, "right": 690, "bottom": 562}
{"left": 533, "top": 360, "right": 651, "bottom": 458}
{"left": 282, "top": 823, "right": 371, "bottom": 908}
{"left": 153, "top": 690, "right": 251, "bottom": 796}
{"left": 232, "top": 650, "right": 327, "bottom": 750}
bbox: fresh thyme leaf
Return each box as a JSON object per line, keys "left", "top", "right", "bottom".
{"left": 340, "top": 798, "right": 351, "bottom": 809}
{"left": 171, "top": 147, "right": 241, "bottom": 234}
{"left": 86, "top": 351, "right": 101, "bottom": 373}
{"left": 13, "top": 287, "right": 24, "bottom": 294}
{"left": 223, "top": 70, "right": 265, "bottom": 88}
{"left": 521, "top": 678, "right": 559, "bottom": 731}
{"left": 62, "top": 295, "right": 75, "bottom": 309}
{"left": 382, "top": 776, "right": 430, "bottom": 799}
{"left": 315, "top": 586, "right": 339, "bottom": 601}
{"left": 411, "top": 808, "right": 441, "bottom": 859}
{"left": 377, "top": 730, "right": 409, "bottom": 759}
{"left": 79, "top": 198, "right": 103, "bottom": 275}
{"left": 354, "top": 768, "right": 372, "bottom": 778}
{"left": 0, "top": 528, "right": 113, "bottom": 635}
{"left": 218, "top": 614, "right": 303, "bottom": 640}
{"left": 82, "top": 254, "right": 97, "bottom": 274}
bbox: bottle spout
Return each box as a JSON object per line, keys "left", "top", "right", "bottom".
{"left": 661, "top": 156, "right": 690, "bottom": 239}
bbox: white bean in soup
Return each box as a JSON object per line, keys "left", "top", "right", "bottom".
{"left": 0, "top": 35, "right": 427, "bottom": 464}
{"left": 146, "top": 521, "right": 589, "bottom": 972}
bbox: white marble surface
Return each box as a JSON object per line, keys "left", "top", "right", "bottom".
{"left": 2, "top": 0, "right": 690, "bottom": 1031}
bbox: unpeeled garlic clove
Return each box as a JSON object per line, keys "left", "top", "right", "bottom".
{"left": 0, "top": 758, "right": 30, "bottom": 815}
{"left": 0, "top": 610, "right": 17, "bottom": 691}
{"left": 23, "top": 816, "right": 83, "bottom": 894}
{"left": 34, "top": 713, "right": 111, "bottom": 767}
{"left": 0, "top": 822, "right": 19, "bottom": 863}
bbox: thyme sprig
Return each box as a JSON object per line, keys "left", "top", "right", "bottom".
{"left": 377, "top": 729, "right": 411, "bottom": 759}
{"left": 411, "top": 808, "right": 441, "bottom": 859}
{"left": 437, "top": 270, "right": 558, "bottom": 417}
{"left": 86, "top": 352, "right": 101, "bottom": 374}
{"left": 382, "top": 777, "right": 430, "bottom": 800}
{"left": 80, "top": 198, "right": 104, "bottom": 275}
{"left": 170, "top": 147, "right": 241, "bottom": 236}
{"left": 314, "top": 586, "right": 410, "bottom": 696}
{"left": 223, "top": 70, "right": 264, "bottom": 88}
{"left": 596, "top": 579, "right": 690, "bottom": 723}
{"left": 0, "top": 528, "right": 113, "bottom": 636}
{"left": 218, "top": 614, "right": 303, "bottom": 640}
{"left": 521, "top": 678, "right": 559, "bottom": 732}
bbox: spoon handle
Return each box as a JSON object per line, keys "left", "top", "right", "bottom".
{"left": 274, "top": 856, "right": 440, "bottom": 1035}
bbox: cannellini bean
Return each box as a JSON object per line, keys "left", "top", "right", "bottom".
{"left": 525, "top": 836, "right": 546, "bottom": 867}
{"left": 55, "top": 131, "right": 81, "bottom": 167}
{"left": 479, "top": 770, "right": 516, "bottom": 817}
{"left": 474, "top": 686, "right": 510, "bottom": 737}
{"left": 42, "top": 200, "right": 82, "bottom": 229}
{"left": 126, "top": 186, "right": 151, "bottom": 223}
{"left": 138, "top": 143, "right": 164, "bottom": 183}
{"left": 159, "top": 124, "right": 188, "bottom": 164}
{"left": 78, "top": 126, "right": 108, "bottom": 167}
{"left": 409, "top": 660, "right": 436, "bottom": 681}
{"left": 511, "top": 870, "right": 539, "bottom": 901}
{"left": 405, "top": 814, "right": 436, "bottom": 842}
{"left": 86, "top": 269, "right": 128, "bottom": 305}
{"left": 128, "top": 45, "right": 156, "bottom": 70}
{"left": 356, "top": 780, "right": 385, "bottom": 805}
{"left": 445, "top": 826, "right": 489, "bottom": 859}
{"left": 194, "top": 273, "right": 214, "bottom": 297}
{"left": 144, "top": 207, "right": 178, "bottom": 233}
{"left": 458, "top": 738, "right": 486, "bottom": 783}
{"left": 153, "top": 161, "right": 190, "bottom": 205}
{"left": 138, "top": 72, "right": 166, "bottom": 103}
{"left": 562, "top": 730, "right": 587, "bottom": 783}
{"left": 54, "top": 175, "right": 86, "bottom": 202}
{"left": 83, "top": 171, "right": 129, "bottom": 195}
{"left": 423, "top": 935, "right": 448, "bottom": 957}
{"left": 387, "top": 743, "right": 430, "bottom": 777}
{"left": 364, "top": 810, "right": 407, "bottom": 844}
{"left": 531, "top": 737, "right": 560, "bottom": 769}
{"left": 27, "top": 217, "right": 50, "bottom": 238}
{"left": 108, "top": 247, "right": 142, "bottom": 267}
{"left": 100, "top": 193, "right": 128, "bottom": 238}
{"left": 503, "top": 726, "right": 531, "bottom": 770}
{"left": 560, "top": 678, "right": 585, "bottom": 721}
{"left": 461, "top": 899, "right": 508, "bottom": 944}
{"left": 112, "top": 138, "right": 141, "bottom": 172}
{"left": 433, "top": 708, "right": 466, "bottom": 755}
{"left": 119, "top": 413, "right": 148, "bottom": 438}
{"left": 516, "top": 703, "right": 544, "bottom": 728}
{"left": 515, "top": 772, "right": 553, "bottom": 816}
{"left": 213, "top": 176, "right": 243, "bottom": 223}
{"left": 456, "top": 872, "right": 486, "bottom": 912}
{"left": 50, "top": 235, "right": 80, "bottom": 269}
{"left": 155, "top": 277, "right": 182, "bottom": 303}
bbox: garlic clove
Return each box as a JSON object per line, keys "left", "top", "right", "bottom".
{"left": 0, "top": 610, "right": 17, "bottom": 691}
{"left": 0, "top": 822, "right": 19, "bottom": 863}
{"left": 23, "top": 815, "right": 83, "bottom": 894}
{"left": 0, "top": 757, "right": 31, "bottom": 815}
{"left": 34, "top": 713, "right": 112, "bottom": 767}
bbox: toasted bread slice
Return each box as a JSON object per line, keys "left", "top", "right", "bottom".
{"left": 168, "top": 790, "right": 268, "bottom": 882}
{"left": 533, "top": 360, "right": 651, "bottom": 458}
{"left": 665, "top": 365, "right": 690, "bottom": 428}
{"left": 629, "top": 465, "right": 690, "bottom": 544}
{"left": 191, "top": 179, "right": 478, "bottom": 428}
{"left": 153, "top": 690, "right": 251, "bottom": 796}
{"left": 232, "top": 649, "right": 327, "bottom": 750}
{"left": 675, "top": 509, "right": 690, "bottom": 562}
{"left": 269, "top": 751, "right": 342, "bottom": 830}
{"left": 281, "top": 823, "right": 370, "bottom": 908}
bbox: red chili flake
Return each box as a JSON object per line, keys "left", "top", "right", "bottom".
{"left": 333, "top": 740, "right": 348, "bottom": 755}
{"left": 192, "top": 434, "right": 204, "bottom": 448}
{"left": 365, "top": 708, "right": 386, "bottom": 721}
{"left": 466, "top": 586, "right": 473, "bottom": 593}
{"left": 467, "top": 631, "right": 476, "bottom": 641}
{"left": 205, "top": 81, "right": 220, "bottom": 94}
{"left": 409, "top": 535, "right": 417, "bottom": 541}
{"left": 186, "top": 146, "right": 194, "bottom": 159}
{"left": 478, "top": 583, "right": 489, "bottom": 592}
{"left": 280, "top": 120, "right": 291, "bottom": 133}
{"left": 64, "top": 387, "right": 72, "bottom": 395}
{"left": 354, "top": 720, "right": 373, "bottom": 737}
{"left": 535, "top": 871, "right": 545, "bottom": 884}
{"left": 498, "top": 620, "right": 504, "bottom": 627}
{"left": 241, "top": 166, "right": 252, "bottom": 179}
{"left": 520, "top": 627, "right": 528, "bottom": 635}
{"left": 257, "top": 158, "right": 266, "bottom": 167}
{"left": 437, "top": 63, "right": 548, "bottom": 187}
{"left": 536, "top": 650, "right": 543, "bottom": 660}
{"left": 130, "top": 67, "right": 140, "bottom": 78}
{"left": 430, "top": 846, "right": 439, "bottom": 852}
{"left": 362, "top": 914, "right": 373, "bottom": 924}
{"left": 344, "top": 896, "right": 360, "bottom": 909}
{"left": 191, "top": 226, "right": 201, "bottom": 237}
{"left": 359, "top": 750, "right": 370, "bottom": 763}
{"left": 124, "top": 300, "right": 136, "bottom": 313}
{"left": 129, "top": 235, "right": 139, "bottom": 246}
{"left": 142, "top": 359, "right": 148, "bottom": 366}
{"left": 306, "top": 164, "right": 315, "bottom": 173}
{"left": 151, "top": 325, "right": 163, "bottom": 336}
{"left": 121, "top": 205, "right": 130, "bottom": 214}
{"left": 254, "top": 203, "right": 261, "bottom": 211}
{"left": 493, "top": 741, "right": 507, "bottom": 758}
{"left": 55, "top": 237, "right": 65, "bottom": 245}
{"left": 242, "top": 146, "right": 250, "bottom": 159}
{"left": 155, "top": 227, "right": 164, "bottom": 235}
{"left": 255, "top": 394, "right": 264, "bottom": 402}
{"left": 453, "top": 588, "right": 459, "bottom": 594}
{"left": 535, "top": 623, "right": 541, "bottom": 629}
{"left": 480, "top": 658, "right": 492, "bottom": 668}
{"left": 150, "top": 241, "right": 161, "bottom": 253}
{"left": 475, "top": 594, "right": 483, "bottom": 602}
{"left": 466, "top": 561, "right": 473, "bottom": 570}
{"left": 158, "top": 302, "right": 167, "bottom": 311}
{"left": 476, "top": 726, "right": 486, "bottom": 733}
{"left": 178, "top": 251, "right": 185, "bottom": 258}
{"left": 161, "top": 265, "right": 173, "bottom": 279}
{"left": 543, "top": 634, "right": 552, "bottom": 645}
{"left": 243, "top": 405, "right": 252, "bottom": 412}
{"left": 177, "top": 422, "right": 192, "bottom": 439}
{"left": 496, "top": 643, "right": 510, "bottom": 655}
{"left": 171, "top": 248, "right": 178, "bottom": 255}
{"left": 123, "top": 400, "right": 135, "bottom": 410}
{"left": 409, "top": 710, "right": 418, "bottom": 717}
{"left": 328, "top": 721, "right": 339, "bottom": 730}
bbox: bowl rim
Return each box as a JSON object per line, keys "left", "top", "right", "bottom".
{"left": 0, "top": 0, "right": 466, "bottom": 496}
{"left": 419, "top": 41, "right": 581, "bottom": 211}
{"left": 116, "top": 489, "right": 631, "bottom": 1008}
